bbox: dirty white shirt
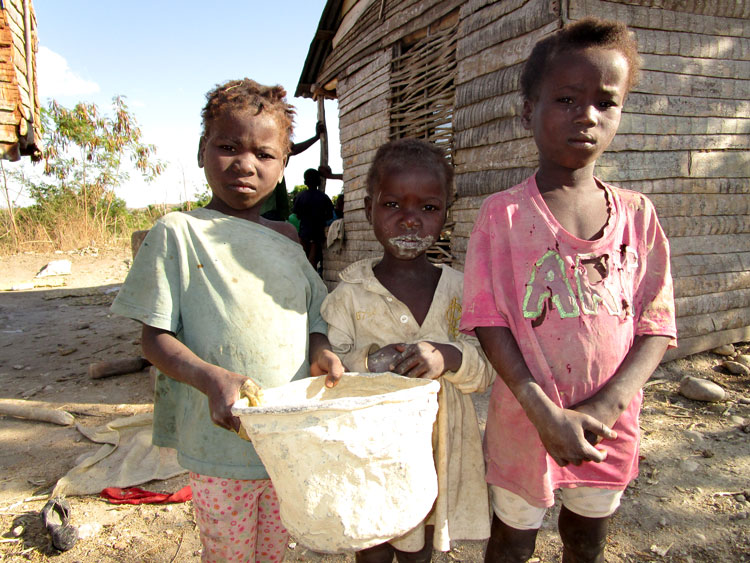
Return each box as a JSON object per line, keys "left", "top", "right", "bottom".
{"left": 321, "top": 258, "right": 494, "bottom": 551}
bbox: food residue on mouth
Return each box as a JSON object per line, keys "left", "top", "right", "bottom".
{"left": 388, "top": 235, "right": 435, "bottom": 257}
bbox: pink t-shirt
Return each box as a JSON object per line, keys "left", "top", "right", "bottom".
{"left": 460, "top": 175, "right": 677, "bottom": 507}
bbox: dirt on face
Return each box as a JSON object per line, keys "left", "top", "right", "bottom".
{"left": 0, "top": 248, "right": 748, "bottom": 562}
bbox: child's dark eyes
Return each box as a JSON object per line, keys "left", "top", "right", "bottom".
{"left": 219, "top": 144, "right": 236, "bottom": 153}
{"left": 423, "top": 204, "right": 440, "bottom": 212}
{"left": 384, "top": 201, "right": 399, "bottom": 208}
{"left": 555, "top": 97, "right": 618, "bottom": 110}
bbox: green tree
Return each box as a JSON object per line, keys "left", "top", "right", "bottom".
{"left": 289, "top": 184, "right": 306, "bottom": 210}
{"left": 20, "top": 96, "right": 164, "bottom": 246}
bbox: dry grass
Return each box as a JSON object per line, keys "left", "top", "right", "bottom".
{"left": 0, "top": 205, "right": 152, "bottom": 256}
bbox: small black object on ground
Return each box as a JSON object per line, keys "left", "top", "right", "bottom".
{"left": 40, "top": 497, "right": 78, "bottom": 551}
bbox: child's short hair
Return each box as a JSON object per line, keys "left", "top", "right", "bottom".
{"left": 366, "top": 138, "right": 454, "bottom": 200}
{"left": 521, "top": 18, "right": 641, "bottom": 101}
{"left": 304, "top": 168, "right": 321, "bottom": 189}
{"left": 201, "top": 78, "right": 296, "bottom": 154}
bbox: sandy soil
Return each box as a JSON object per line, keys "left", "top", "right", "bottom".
{"left": 0, "top": 248, "right": 748, "bottom": 562}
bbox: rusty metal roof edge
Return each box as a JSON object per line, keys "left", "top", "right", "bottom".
{"left": 295, "top": 0, "right": 344, "bottom": 99}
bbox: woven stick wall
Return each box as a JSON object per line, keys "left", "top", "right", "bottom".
{"left": 389, "top": 22, "right": 458, "bottom": 160}
{"left": 389, "top": 16, "right": 458, "bottom": 266}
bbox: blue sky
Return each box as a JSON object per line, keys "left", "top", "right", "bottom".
{"left": 18, "top": 0, "right": 342, "bottom": 207}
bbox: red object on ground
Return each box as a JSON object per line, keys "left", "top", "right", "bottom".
{"left": 100, "top": 485, "right": 192, "bottom": 504}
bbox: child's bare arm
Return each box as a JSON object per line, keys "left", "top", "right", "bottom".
{"left": 141, "top": 324, "right": 248, "bottom": 432}
{"left": 372, "top": 342, "right": 461, "bottom": 379}
{"left": 571, "top": 334, "right": 670, "bottom": 443}
{"left": 475, "top": 326, "right": 616, "bottom": 467}
{"left": 309, "top": 332, "right": 345, "bottom": 388}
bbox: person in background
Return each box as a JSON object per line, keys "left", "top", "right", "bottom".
{"left": 111, "top": 78, "right": 343, "bottom": 563}
{"left": 320, "top": 164, "right": 345, "bottom": 223}
{"left": 293, "top": 168, "right": 334, "bottom": 271}
{"left": 260, "top": 121, "right": 325, "bottom": 221}
{"left": 322, "top": 138, "right": 494, "bottom": 562}
{"left": 460, "top": 19, "right": 676, "bottom": 563}
{"left": 333, "top": 192, "right": 345, "bottom": 221}
{"left": 287, "top": 210, "right": 301, "bottom": 232}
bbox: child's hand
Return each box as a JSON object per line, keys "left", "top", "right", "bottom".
{"left": 311, "top": 348, "right": 345, "bottom": 388}
{"left": 368, "top": 342, "right": 461, "bottom": 379}
{"left": 534, "top": 405, "right": 617, "bottom": 467}
{"left": 309, "top": 333, "right": 345, "bottom": 388}
{"left": 570, "top": 400, "right": 621, "bottom": 446}
{"left": 202, "top": 367, "right": 251, "bottom": 433}
{"left": 367, "top": 344, "right": 404, "bottom": 373}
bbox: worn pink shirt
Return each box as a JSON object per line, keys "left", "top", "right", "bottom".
{"left": 460, "top": 176, "right": 676, "bottom": 507}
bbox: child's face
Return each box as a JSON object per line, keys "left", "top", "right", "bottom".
{"left": 366, "top": 167, "right": 447, "bottom": 260}
{"left": 522, "top": 47, "right": 629, "bottom": 176}
{"left": 199, "top": 109, "right": 287, "bottom": 216}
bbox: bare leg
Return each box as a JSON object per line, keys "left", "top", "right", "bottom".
{"left": 301, "top": 239, "right": 315, "bottom": 267}
{"left": 484, "top": 514, "right": 538, "bottom": 563}
{"left": 356, "top": 542, "right": 395, "bottom": 563}
{"left": 558, "top": 505, "right": 609, "bottom": 563}
{"left": 394, "top": 525, "right": 434, "bottom": 563}
{"left": 311, "top": 240, "right": 323, "bottom": 271}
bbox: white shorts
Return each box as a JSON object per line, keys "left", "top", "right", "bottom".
{"left": 490, "top": 485, "right": 624, "bottom": 531}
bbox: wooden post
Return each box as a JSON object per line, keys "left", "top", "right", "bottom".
{"left": 317, "top": 94, "right": 328, "bottom": 193}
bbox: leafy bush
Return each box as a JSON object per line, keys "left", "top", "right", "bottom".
{"left": 0, "top": 97, "right": 166, "bottom": 254}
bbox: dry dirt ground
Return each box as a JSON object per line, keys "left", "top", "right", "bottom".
{"left": 0, "top": 248, "right": 748, "bottom": 563}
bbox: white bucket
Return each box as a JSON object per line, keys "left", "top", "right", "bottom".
{"left": 232, "top": 372, "right": 440, "bottom": 553}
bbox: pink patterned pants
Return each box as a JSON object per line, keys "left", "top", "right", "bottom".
{"left": 189, "top": 472, "right": 288, "bottom": 563}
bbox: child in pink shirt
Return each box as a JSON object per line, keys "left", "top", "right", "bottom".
{"left": 460, "top": 18, "right": 677, "bottom": 563}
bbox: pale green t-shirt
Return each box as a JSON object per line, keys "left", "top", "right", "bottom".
{"left": 111, "top": 208, "right": 328, "bottom": 479}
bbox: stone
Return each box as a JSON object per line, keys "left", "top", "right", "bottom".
{"left": 735, "top": 354, "right": 750, "bottom": 368}
{"left": 730, "top": 415, "right": 746, "bottom": 426}
{"left": 680, "top": 459, "right": 699, "bottom": 472}
{"left": 724, "top": 361, "right": 750, "bottom": 376}
{"left": 684, "top": 430, "right": 704, "bottom": 443}
{"left": 679, "top": 376, "right": 726, "bottom": 402}
{"left": 35, "top": 259, "right": 72, "bottom": 277}
{"left": 77, "top": 522, "right": 102, "bottom": 539}
{"left": 711, "top": 344, "right": 735, "bottom": 356}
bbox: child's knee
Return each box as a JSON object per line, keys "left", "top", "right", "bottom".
{"left": 485, "top": 514, "right": 538, "bottom": 563}
{"left": 558, "top": 506, "right": 608, "bottom": 562}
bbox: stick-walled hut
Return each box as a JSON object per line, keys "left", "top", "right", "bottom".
{"left": 0, "top": 0, "right": 39, "bottom": 161}
{"left": 297, "top": 0, "right": 750, "bottom": 360}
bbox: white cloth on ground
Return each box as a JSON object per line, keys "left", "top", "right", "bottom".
{"left": 52, "top": 413, "right": 185, "bottom": 496}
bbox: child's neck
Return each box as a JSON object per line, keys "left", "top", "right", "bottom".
{"left": 535, "top": 165, "right": 610, "bottom": 241}
{"left": 205, "top": 197, "right": 263, "bottom": 223}
{"left": 373, "top": 253, "right": 441, "bottom": 326}
{"left": 535, "top": 163, "right": 597, "bottom": 194}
